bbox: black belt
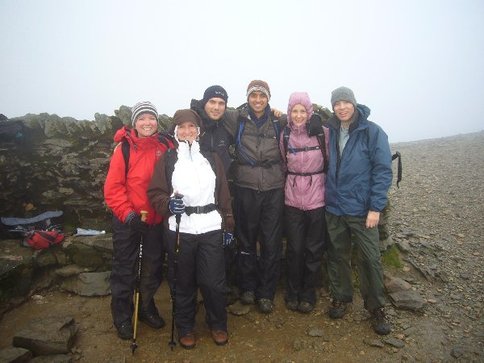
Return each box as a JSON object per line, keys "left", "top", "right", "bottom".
{"left": 185, "top": 203, "right": 217, "bottom": 216}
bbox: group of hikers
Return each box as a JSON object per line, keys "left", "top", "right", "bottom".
{"left": 103, "top": 80, "right": 394, "bottom": 350}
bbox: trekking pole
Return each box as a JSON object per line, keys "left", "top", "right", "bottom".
{"left": 169, "top": 195, "right": 183, "bottom": 350}
{"left": 131, "top": 210, "right": 148, "bottom": 354}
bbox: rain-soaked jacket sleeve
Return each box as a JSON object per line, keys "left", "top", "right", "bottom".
{"left": 147, "top": 153, "right": 172, "bottom": 218}
{"left": 103, "top": 144, "right": 134, "bottom": 222}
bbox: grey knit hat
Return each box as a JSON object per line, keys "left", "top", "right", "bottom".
{"left": 131, "top": 101, "right": 159, "bottom": 126}
{"left": 331, "top": 87, "right": 357, "bottom": 108}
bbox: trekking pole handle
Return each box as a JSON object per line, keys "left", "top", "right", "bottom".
{"left": 173, "top": 194, "right": 183, "bottom": 225}
{"left": 140, "top": 210, "right": 148, "bottom": 222}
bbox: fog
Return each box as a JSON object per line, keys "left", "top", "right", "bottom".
{"left": 1, "top": 0, "right": 483, "bottom": 142}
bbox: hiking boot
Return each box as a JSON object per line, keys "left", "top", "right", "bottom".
{"left": 115, "top": 320, "right": 133, "bottom": 340}
{"left": 139, "top": 310, "right": 165, "bottom": 329}
{"left": 285, "top": 300, "right": 298, "bottom": 311}
{"left": 371, "top": 308, "right": 391, "bottom": 335}
{"left": 258, "top": 298, "right": 274, "bottom": 314}
{"left": 240, "top": 291, "right": 255, "bottom": 305}
{"left": 298, "top": 301, "right": 314, "bottom": 314}
{"left": 179, "top": 332, "right": 196, "bottom": 349}
{"left": 328, "top": 300, "right": 348, "bottom": 319}
{"left": 211, "top": 330, "right": 228, "bottom": 346}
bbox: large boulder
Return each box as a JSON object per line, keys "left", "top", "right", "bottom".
{"left": 12, "top": 316, "right": 78, "bottom": 356}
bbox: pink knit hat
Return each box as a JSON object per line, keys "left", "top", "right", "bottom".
{"left": 287, "top": 92, "right": 313, "bottom": 124}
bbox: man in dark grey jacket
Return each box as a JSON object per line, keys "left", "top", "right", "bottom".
{"left": 224, "top": 80, "right": 286, "bottom": 314}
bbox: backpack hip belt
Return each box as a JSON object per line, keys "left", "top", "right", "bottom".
{"left": 185, "top": 203, "right": 217, "bottom": 216}
{"left": 287, "top": 169, "right": 324, "bottom": 177}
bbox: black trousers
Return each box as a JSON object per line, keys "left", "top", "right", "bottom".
{"left": 234, "top": 186, "right": 284, "bottom": 300}
{"left": 165, "top": 228, "right": 227, "bottom": 337}
{"left": 284, "top": 206, "right": 326, "bottom": 305}
{"left": 110, "top": 216, "right": 164, "bottom": 327}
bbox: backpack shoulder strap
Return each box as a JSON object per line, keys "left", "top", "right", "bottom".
{"left": 121, "top": 140, "right": 130, "bottom": 177}
{"left": 282, "top": 126, "right": 291, "bottom": 157}
{"left": 316, "top": 131, "right": 328, "bottom": 173}
{"left": 235, "top": 115, "right": 245, "bottom": 149}
{"left": 272, "top": 118, "right": 282, "bottom": 141}
{"left": 392, "top": 151, "right": 402, "bottom": 188}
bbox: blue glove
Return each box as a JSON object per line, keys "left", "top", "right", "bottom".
{"left": 223, "top": 232, "right": 235, "bottom": 247}
{"left": 169, "top": 197, "right": 185, "bottom": 215}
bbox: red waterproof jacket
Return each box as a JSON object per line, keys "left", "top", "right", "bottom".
{"left": 104, "top": 126, "right": 174, "bottom": 225}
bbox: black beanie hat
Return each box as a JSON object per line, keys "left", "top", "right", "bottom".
{"left": 201, "top": 85, "right": 228, "bottom": 107}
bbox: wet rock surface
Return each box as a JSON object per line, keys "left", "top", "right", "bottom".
{"left": 0, "top": 132, "right": 482, "bottom": 361}
{"left": 12, "top": 316, "right": 78, "bottom": 356}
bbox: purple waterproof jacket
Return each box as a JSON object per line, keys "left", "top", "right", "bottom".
{"left": 280, "top": 122, "right": 329, "bottom": 211}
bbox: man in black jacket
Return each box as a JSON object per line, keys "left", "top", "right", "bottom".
{"left": 190, "top": 85, "right": 237, "bottom": 302}
{"left": 190, "top": 85, "right": 233, "bottom": 175}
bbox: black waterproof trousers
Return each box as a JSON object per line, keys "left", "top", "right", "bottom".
{"left": 234, "top": 186, "right": 284, "bottom": 300}
{"left": 284, "top": 206, "right": 326, "bottom": 305}
{"left": 110, "top": 216, "right": 164, "bottom": 328}
{"left": 165, "top": 228, "right": 227, "bottom": 337}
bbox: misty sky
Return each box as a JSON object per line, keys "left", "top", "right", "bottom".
{"left": 1, "top": 0, "right": 483, "bottom": 143}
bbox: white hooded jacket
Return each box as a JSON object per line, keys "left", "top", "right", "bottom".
{"left": 168, "top": 139, "right": 222, "bottom": 234}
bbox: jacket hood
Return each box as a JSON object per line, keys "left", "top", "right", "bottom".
{"left": 113, "top": 126, "right": 132, "bottom": 143}
{"left": 113, "top": 125, "right": 160, "bottom": 147}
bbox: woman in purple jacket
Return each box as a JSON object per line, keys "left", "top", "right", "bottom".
{"left": 280, "top": 92, "right": 329, "bottom": 313}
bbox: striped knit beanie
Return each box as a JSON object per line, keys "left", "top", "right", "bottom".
{"left": 246, "top": 80, "right": 271, "bottom": 100}
{"left": 131, "top": 101, "right": 159, "bottom": 126}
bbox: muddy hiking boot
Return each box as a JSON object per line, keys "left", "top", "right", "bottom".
{"left": 115, "top": 320, "right": 133, "bottom": 340}
{"left": 240, "top": 291, "right": 255, "bottom": 305}
{"left": 298, "top": 301, "right": 314, "bottom": 314}
{"left": 179, "top": 332, "right": 196, "bottom": 349}
{"left": 258, "top": 298, "right": 274, "bottom": 314}
{"left": 328, "top": 300, "right": 349, "bottom": 319}
{"left": 285, "top": 300, "right": 298, "bottom": 311}
{"left": 211, "top": 330, "right": 229, "bottom": 346}
{"left": 139, "top": 309, "right": 165, "bottom": 329}
{"left": 371, "top": 307, "right": 391, "bottom": 335}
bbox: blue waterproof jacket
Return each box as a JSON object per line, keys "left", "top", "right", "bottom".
{"left": 325, "top": 104, "right": 392, "bottom": 217}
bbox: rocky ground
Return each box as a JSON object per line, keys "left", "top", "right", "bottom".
{"left": 0, "top": 132, "right": 483, "bottom": 362}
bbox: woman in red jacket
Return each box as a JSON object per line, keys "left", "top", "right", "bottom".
{"left": 104, "top": 101, "right": 174, "bottom": 340}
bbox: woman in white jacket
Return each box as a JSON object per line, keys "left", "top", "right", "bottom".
{"left": 148, "top": 109, "right": 234, "bottom": 349}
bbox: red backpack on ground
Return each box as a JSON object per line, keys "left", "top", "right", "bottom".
{"left": 25, "top": 230, "right": 65, "bottom": 250}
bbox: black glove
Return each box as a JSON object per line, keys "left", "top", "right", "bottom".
{"left": 168, "top": 197, "right": 185, "bottom": 215}
{"left": 127, "top": 214, "right": 149, "bottom": 234}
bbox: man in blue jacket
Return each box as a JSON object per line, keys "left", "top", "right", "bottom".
{"left": 325, "top": 86, "right": 392, "bottom": 335}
